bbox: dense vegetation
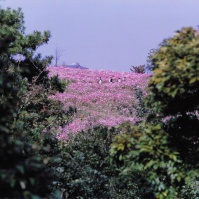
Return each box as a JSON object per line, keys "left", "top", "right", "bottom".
{"left": 0, "top": 7, "right": 198, "bottom": 199}
{"left": 110, "top": 27, "right": 199, "bottom": 198}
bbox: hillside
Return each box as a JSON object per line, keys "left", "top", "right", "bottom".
{"left": 47, "top": 67, "right": 151, "bottom": 140}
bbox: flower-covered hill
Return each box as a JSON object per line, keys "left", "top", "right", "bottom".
{"left": 47, "top": 66, "right": 151, "bottom": 140}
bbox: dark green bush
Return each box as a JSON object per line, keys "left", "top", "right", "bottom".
{"left": 0, "top": 131, "right": 56, "bottom": 199}
{"left": 54, "top": 125, "right": 141, "bottom": 199}
{"left": 50, "top": 74, "right": 68, "bottom": 93}
{"left": 132, "top": 84, "right": 148, "bottom": 125}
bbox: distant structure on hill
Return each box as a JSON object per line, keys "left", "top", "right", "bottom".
{"left": 63, "top": 63, "right": 88, "bottom": 69}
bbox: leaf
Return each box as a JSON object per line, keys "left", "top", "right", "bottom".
{"left": 189, "top": 77, "right": 197, "bottom": 84}
{"left": 145, "top": 160, "right": 155, "bottom": 168}
{"left": 16, "top": 165, "right": 24, "bottom": 174}
{"left": 177, "top": 176, "right": 181, "bottom": 182}
{"left": 117, "top": 144, "right": 125, "bottom": 151}
{"left": 155, "top": 69, "right": 163, "bottom": 75}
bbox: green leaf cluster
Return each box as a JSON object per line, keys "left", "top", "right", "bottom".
{"left": 0, "top": 8, "right": 52, "bottom": 85}
{"left": 110, "top": 123, "right": 185, "bottom": 198}
{"left": 147, "top": 27, "right": 199, "bottom": 116}
{"left": 50, "top": 74, "right": 69, "bottom": 93}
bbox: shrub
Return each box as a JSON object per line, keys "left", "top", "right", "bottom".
{"left": 130, "top": 65, "right": 146, "bottom": 73}
{"left": 55, "top": 125, "right": 141, "bottom": 199}
{"left": 0, "top": 131, "right": 56, "bottom": 199}
{"left": 110, "top": 123, "right": 184, "bottom": 199}
{"left": 132, "top": 84, "right": 148, "bottom": 124}
{"left": 50, "top": 74, "right": 68, "bottom": 93}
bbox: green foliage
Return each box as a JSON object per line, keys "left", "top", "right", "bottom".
{"left": 179, "top": 180, "right": 199, "bottom": 199}
{"left": 147, "top": 27, "right": 199, "bottom": 116}
{"left": 10, "top": 82, "right": 77, "bottom": 197}
{"left": 164, "top": 114, "right": 199, "bottom": 167}
{"left": 13, "top": 82, "right": 76, "bottom": 141}
{"left": 146, "top": 48, "right": 157, "bottom": 72}
{"left": 130, "top": 64, "right": 146, "bottom": 73}
{"left": 0, "top": 131, "right": 55, "bottom": 199}
{"left": 0, "top": 7, "right": 63, "bottom": 198}
{"left": 0, "top": 8, "right": 52, "bottom": 85}
{"left": 146, "top": 28, "right": 199, "bottom": 191}
{"left": 110, "top": 27, "right": 199, "bottom": 198}
{"left": 50, "top": 74, "right": 69, "bottom": 93}
{"left": 132, "top": 84, "right": 148, "bottom": 124}
{"left": 55, "top": 125, "right": 141, "bottom": 199}
{"left": 110, "top": 123, "right": 185, "bottom": 198}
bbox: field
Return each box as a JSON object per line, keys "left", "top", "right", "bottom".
{"left": 47, "top": 67, "right": 151, "bottom": 140}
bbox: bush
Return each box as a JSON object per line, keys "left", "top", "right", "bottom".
{"left": 50, "top": 74, "right": 68, "bottom": 93}
{"left": 130, "top": 65, "right": 146, "bottom": 73}
{"left": 110, "top": 123, "right": 184, "bottom": 198}
{"left": 132, "top": 84, "right": 148, "bottom": 124}
{"left": 0, "top": 131, "right": 55, "bottom": 199}
{"left": 55, "top": 125, "right": 141, "bottom": 199}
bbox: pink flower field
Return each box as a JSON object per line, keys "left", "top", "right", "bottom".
{"left": 47, "top": 67, "right": 151, "bottom": 141}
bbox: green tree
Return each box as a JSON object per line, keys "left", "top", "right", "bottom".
{"left": 110, "top": 27, "right": 199, "bottom": 198}
{"left": 147, "top": 27, "right": 199, "bottom": 116}
{"left": 0, "top": 8, "right": 61, "bottom": 198}
{"left": 146, "top": 27, "right": 199, "bottom": 170}
{"left": 0, "top": 8, "right": 52, "bottom": 85}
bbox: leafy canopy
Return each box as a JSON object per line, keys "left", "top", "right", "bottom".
{"left": 110, "top": 27, "right": 199, "bottom": 199}
{"left": 147, "top": 27, "right": 199, "bottom": 116}
{"left": 0, "top": 8, "right": 52, "bottom": 84}
{"left": 0, "top": 8, "right": 61, "bottom": 198}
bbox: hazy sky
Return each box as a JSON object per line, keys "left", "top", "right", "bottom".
{"left": 1, "top": 0, "right": 199, "bottom": 72}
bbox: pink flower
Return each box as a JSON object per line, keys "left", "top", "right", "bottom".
{"left": 47, "top": 67, "right": 150, "bottom": 141}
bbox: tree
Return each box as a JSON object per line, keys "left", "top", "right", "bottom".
{"left": 146, "top": 27, "right": 199, "bottom": 186}
{"left": 130, "top": 64, "right": 146, "bottom": 73}
{"left": 0, "top": 8, "right": 60, "bottom": 198}
{"left": 110, "top": 27, "right": 199, "bottom": 198}
{"left": 54, "top": 46, "right": 64, "bottom": 67}
{"left": 147, "top": 27, "right": 199, "bottom": 116}
{"left": 0, "top": 8, "right": 52, "bottom": 85}
{"left": 146, "top": 48, "right": 157, "bottom": 72}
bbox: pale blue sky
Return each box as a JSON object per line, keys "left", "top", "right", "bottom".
{"left": 1, "top": 0, "right": 199, "bottom": 72}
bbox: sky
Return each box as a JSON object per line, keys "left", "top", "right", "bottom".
{"left": 1, "top": 0, "right": 199, "bottom": 72}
